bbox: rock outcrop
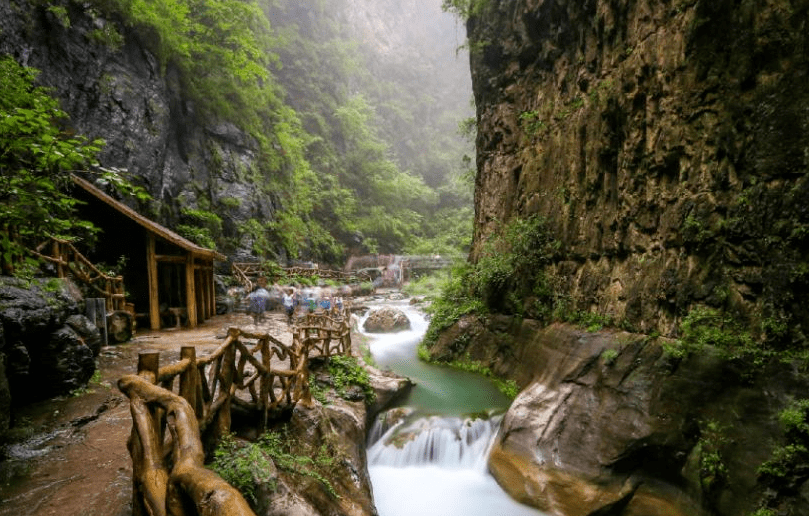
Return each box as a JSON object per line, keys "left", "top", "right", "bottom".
{"left": 466, "top": 0, "right": 809, "bottom": 339}
{"left": 0, "top": 277, "right": 99, "bottom": 413}
{"left": 430, "top": 315, "right": 807, "bottom": 515}
{"left": 249, "top": 356, "right": 412, "bottom": 516}
{"left": 362, "top": 306, "right": 411, "bottom": 333}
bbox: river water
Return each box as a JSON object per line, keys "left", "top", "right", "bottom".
{"left": 360, "top": 300, "right": 546, "bottom": 516}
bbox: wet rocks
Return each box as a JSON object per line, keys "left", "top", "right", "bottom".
{"left": 428, "top": 314, "right": 808, "bottom": 516}
{"left": 251, "top": 355, "right": 411, "bottom": 516}
{"left": 0, "top": 277, "right": 99, "bottom": 413}
{"left": 362, "top": 306, "right": 411, "bottom": 333}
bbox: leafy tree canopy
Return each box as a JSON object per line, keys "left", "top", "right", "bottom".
{"left": 0, "top": 56, "right": 104, "bottom": 272}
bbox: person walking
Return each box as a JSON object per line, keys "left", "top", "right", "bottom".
{"left": 283, "top": 288, "right": 295, "bottom": 325}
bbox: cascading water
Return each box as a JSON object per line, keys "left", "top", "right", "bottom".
{"left": 361, "top": 300, "right": 546, "bottom": 516}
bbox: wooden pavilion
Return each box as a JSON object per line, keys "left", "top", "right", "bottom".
{"left": 71, "top": 175, "right": 225, "bottom": 330}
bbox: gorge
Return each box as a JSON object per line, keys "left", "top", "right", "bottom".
{"left": 2, "top": 1, "right": 809, "bottom": 516}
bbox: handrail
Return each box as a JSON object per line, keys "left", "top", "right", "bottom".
{"left": 230, "top": 262, "right": 371, "bottom": 292}
{"left": 119, "top": 309, "right": 353, "bottom": 515}
{"left": 31, "top": 236, "right": 127, "bottom": 312}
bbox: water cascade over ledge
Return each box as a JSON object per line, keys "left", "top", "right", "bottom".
{"left": 360, "top": 300, "right": 546, "bottom": 516}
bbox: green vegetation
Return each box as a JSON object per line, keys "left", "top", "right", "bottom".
{"left": 0, "top": 56, "right": 106, "bottom": 273}
{"left": 754, "top": 399, "right": 809, "bottom": 513}
{"left": 519, "top": 110, "right": 547, "bottom": 136}
{"left": 310, "top": 355, "right": 375, "bottom": 405}
{"left": 24, "top": 0, "right": 471, "bottom": 264}
{"left": 441, "top": 0, "right": 491, "bottom": 18}
{"left": 423, "top": 215, "right": 555, "bottom": 348}
{"left": 176, "top": 207, "right": 222, "bottom": 249}
{"left": 662, "top": 306, "right": 759, "bottom": 361}
{"left": 698, "top": 420, "right": 729, "bottom": 491}
{"left": 601, "top": 349, "right": 619, "bottom": 365}
{"left": 210, "top": 430, "right": 339, "bottom": 503}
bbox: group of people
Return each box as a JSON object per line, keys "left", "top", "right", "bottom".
{"left": 246, "top": 282, "right": 346, "bottom": 326}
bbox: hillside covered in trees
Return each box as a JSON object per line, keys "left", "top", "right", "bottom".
{"left": 0, "top": 0, "right": 474, "bottom": 268}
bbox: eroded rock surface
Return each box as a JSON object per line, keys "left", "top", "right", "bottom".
{"left": 429, "top": 316, "right": 809, "bottom": 515}
{"left": 467, "top": 0, "right": 809, "bottom": 341}
{"left": 251, "top": 355, "right": 412, "bottom": 516}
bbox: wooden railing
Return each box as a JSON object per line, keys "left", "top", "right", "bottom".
{"left": 231, "top": 262, "right": 371, "bottom": 292}
{"left": 119, "top": 310, "right": 352, "bottom": 516}
{"left": 32, "top": 237, "right": 126, "bottom": 312}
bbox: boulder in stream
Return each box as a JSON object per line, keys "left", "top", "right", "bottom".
{"left": 362, "top": 306, "right": 411, "bottom": 333}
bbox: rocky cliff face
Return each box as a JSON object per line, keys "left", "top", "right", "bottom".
{"left": 468, "top": 0, "right": 809, "bottom": 338}
{"left": 0, "top": 0, "right": 275, "bottom": 260}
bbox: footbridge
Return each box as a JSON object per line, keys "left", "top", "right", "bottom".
{"left": 118, "top": 310, "right": 352, "bottom": 516}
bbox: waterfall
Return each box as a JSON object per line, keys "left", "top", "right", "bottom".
{"left": 368, "top": 414, "right": 499, "bottom": 470}
{"left": 360, "top": 299, "right": 546, "bottom": 516}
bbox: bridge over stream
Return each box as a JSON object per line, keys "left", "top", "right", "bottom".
{"left": 117, "top": 309, "right": 352, "bottom": 516}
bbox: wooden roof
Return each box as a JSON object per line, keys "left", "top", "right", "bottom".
{"left": 71, "top": 174, "right": 226, "bottom": 261}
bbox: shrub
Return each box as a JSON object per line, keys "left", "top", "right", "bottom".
{"left": 209, "top": 430, "right": 339, "bottom": 502}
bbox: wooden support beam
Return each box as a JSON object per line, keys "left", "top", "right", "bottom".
{"left": 155, "top": 254, "right": 187, "bottom": 263}
{"left": 146, "top": 234, "right": 160, "bottom": 331}
{"left": 208, "top": 268, "right": 215, "bottom": 320}
{"left": 185, "top": 253, "right": 198, "bottom": 328}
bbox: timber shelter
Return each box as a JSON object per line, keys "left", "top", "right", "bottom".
{"left": 71, "top": 175, "right": 225, "bottom": 330}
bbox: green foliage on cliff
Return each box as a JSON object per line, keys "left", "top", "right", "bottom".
{"left": 441, "top": 0, "right": 490, "bottom": 18}
{"left": 0, "top": 56, "right": 102, "bottom": 271}
{"left": 423, "top": 215, "right": 555, "bottom": 349}
{"left": 325, "top": 355, "right": 375, "bottom": 403}
{"left": 98, "top": 0, "right": 473, "bottom": 261}
{"left": 754, "top": 399, "right": 809, "bottom": 513}
{"left": 663, "top": 306, "right": 756, "bottom": 359}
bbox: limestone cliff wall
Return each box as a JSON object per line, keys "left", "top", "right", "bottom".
{"left": 468, "top": 0, "right": 809, "bottom": 337}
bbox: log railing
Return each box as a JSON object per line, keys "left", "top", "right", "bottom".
{"left": 231, "top": 262, "right": 371, "bottom": 292}
{"left": 32, "top": 236, "right": 126, "bottom": 312}
{"left": 119, "top": 310, "right": 352, "bottom": 516}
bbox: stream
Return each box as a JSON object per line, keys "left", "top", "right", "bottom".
{"left": 359, "top": 300, "right": 546, "bottom": 516}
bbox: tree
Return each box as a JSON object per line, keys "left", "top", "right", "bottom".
{"left": 0, "top": 56, "right": 105, "bottom": 273}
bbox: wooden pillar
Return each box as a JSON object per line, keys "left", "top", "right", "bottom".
{"left": 185, "top": 253, "right": 197, "bottom": 328}
{"left": 207, "top": 267, "right": 215, "bottom": 319}
{"left": 146, "top": 234, "right": 160, "bottom": 330}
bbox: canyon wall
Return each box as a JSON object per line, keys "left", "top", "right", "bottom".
{"left": 468, "top": 0, "right": 809, "bottom": 338}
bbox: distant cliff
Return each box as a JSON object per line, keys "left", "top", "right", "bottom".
{"left": 467, "top": 0, "right": 809, "bottom": 340}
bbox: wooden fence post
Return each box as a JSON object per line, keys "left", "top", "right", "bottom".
{"left": 137, "top": 352, "right": 160, "bottom": 383}
{"left": 130, "top": 351, "right": 160, "bottom": 516}
{"left": 179, "top": 346, "right": 198, "bottom": 418}
{"left": 259, "top": 336, "right": 270, "bottom": 429}
{"left": 213, "top": 342, "right": 235, "bottom": 443}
